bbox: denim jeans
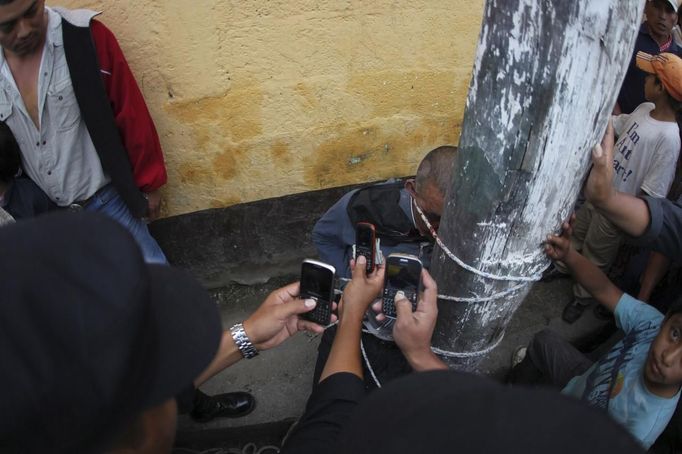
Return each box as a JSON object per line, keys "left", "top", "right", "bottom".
{"left": 85, "top": 185, "right": 168, "bottom": 265}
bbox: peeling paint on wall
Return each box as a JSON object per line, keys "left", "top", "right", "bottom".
{"left": 58, "top": 0, "right": 485, "bottom": 216}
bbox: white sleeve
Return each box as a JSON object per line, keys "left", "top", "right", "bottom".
{"left": 611, "top": 113, "right": 630, "bottom": 137}
{"left": 641, "top": 132, "right": 681, "bottom": 198}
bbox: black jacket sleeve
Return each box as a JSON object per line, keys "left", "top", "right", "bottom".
{"left": 632, "top": 196, "right": 682, "bottom": 262}
{"left": 280, "top": 372, "right": 365, "bottom": 454}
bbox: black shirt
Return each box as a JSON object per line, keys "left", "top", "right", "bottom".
{"left": 280, "top": 372, "right": 364, "bottom": 454}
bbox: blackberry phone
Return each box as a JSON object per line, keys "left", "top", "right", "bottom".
{"left": 300, "top": 259, "right": 336, "bottom": 325}
{"left": 355, "top": 222, "right": 376, "bottom": 273}
{"left": 381, "top": 254, "right": 422, "bottom": 318}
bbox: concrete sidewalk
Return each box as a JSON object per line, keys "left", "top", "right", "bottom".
{"left": 174, "top": 274, "right": 609, "bottom": 451}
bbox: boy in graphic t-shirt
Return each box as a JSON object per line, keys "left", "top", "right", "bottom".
{"left": 509, "top": 218, "right": 682, "bottom": 449}
{"left": 559, "top": 51, "right": 682, "bottom": 324}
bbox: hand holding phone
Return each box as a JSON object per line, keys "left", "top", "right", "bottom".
{"left": 299, "top": 259, "right": 336, "bottom": 325}
{"left": 340, "top": 255, "right": 385, "bottom": 323}
{"left": 391, "top": 269, "right": 446, "bottom": 371}
{"left": 355, "top": 222, "right": 376, "bottom": 274}
{"left": 381, "top": 254, "right": 422, "bottom": 318}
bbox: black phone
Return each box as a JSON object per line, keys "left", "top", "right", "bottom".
{"left": 381, "top": 254, "right": 422, "bottom": 318}
{"left": 300, "top": 259, "right": 336, "bottom": 325}
{"left": 355, "top": 222, "right": 376, "bottom": 273}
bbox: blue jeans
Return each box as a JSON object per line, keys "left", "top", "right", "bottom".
{"left": 85, "top": 185, "right": 168, "bottom": 265}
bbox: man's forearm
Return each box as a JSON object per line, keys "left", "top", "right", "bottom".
{"left": 405, "top": 350, "right": 448, "bottom": 372}
{"left": 194, "top": 330, "right": 242, "bottom": 386}
{"left": 593, "top": 192, "right": 650, "bottom": 237}
{"left": 319, "top": 319, "right": 363, "bottom": 383}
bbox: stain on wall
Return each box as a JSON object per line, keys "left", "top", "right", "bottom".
{"left": 58, "top": 0, "right": 485, "bottom": 216}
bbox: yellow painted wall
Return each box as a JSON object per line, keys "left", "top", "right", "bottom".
{"left": 57, "top": 1, "right": 485, "bottom": 216}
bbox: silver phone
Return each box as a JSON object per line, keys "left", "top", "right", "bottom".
{"left": 300, "top": 259, "right": 336, "bottom": 325}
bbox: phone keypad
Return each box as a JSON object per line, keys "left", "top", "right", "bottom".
{"left": 382, "top": 289, "right": 417, "bottom": 318}
{"left": 356, "top": 246, "right": 374, "bottom": 272}
{"left": 303, "top": 297, "right": 332, "bottom": 325}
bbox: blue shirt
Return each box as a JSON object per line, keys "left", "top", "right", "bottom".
{"left": 562, "top": 294, "right": 679, "bottom": 448}
{"left": 312, "top": 182, "right": 432, "bottom": 278}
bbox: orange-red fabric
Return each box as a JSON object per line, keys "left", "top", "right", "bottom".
{"left": 91, "top": 20, "right": 167, "bottom": 193}
{"left": 636, "top": 51, "right": 682, "bottom": 101}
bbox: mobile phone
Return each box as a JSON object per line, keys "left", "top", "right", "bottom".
{"left": 355, "top": 222, "right": 376, "bottom": 273}
{"left": 381, "top": 254, "right": 422, "bottom": 318}
{"left": 300, "top": 259, "right": 336, "bottom": 325}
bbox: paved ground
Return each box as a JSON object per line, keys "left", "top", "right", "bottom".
{"left": 173, "top": 273, "right": 611, "bottom": 452}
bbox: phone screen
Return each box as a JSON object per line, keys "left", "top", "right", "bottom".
{"left": 301, "top": 262, "right": 334, "bottom": 302}
{"left": 357, "top": 224, "right": 373, "bottom": 246}
{"left": 386, "top": 259, "right": 421, "bottom": 293}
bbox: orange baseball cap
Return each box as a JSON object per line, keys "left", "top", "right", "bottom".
{"left": 636, "top": 51, "right": 682, "bottom": 101}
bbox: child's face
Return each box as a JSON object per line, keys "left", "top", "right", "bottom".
{"left": 645, "top": 313, "right": 682, "bottom": 390}
{"left": 643, "top": 74, "right": 660, "bottom": 102}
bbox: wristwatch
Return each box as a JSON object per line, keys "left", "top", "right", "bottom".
{"left": 230, "top": 322, "right": 259, "bottom": 359}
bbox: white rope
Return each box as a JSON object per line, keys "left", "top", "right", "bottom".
{"left": 317, "top": 319, "right": 499, "bottom": 383}
{"left": 430, "top": 331, "right": 506, "bottom": 358}
{"left": 413, "top": 202, "right": 545, "bottom": 282}
{"left": 360, "top": 338, "right": 382, "bottom": 388}
{"left": 437, "top": 282, "right": 527, "bottom": 303}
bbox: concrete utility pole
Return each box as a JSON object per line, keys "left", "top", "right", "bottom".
{"left": 430, "top": 0, "right": 644, "bottom": 369}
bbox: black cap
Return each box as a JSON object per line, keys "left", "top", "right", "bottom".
{"left": 336, "top": 370, "right": 644, "bottom": 454}
{"left": 0, "top": 212, "right": 222, "bottom": 452}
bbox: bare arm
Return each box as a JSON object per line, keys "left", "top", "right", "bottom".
{"left": 320, "top": 257, "right": 384, "bottom": 382}
{"left": 546, "top": 220, "right": 623, "bottom": 312}
{"left": 585, "top": 121, "right": 651, "bottom": 237}
{"left": 638, "top": 251, "right": 671, "bottom": 302}
{"left": 194, "top": 331, "right": 243, "bottom": 386}
{"left": 195, "top": 282, "right": 330, "bottom": 386}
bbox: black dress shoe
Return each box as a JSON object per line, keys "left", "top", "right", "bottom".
{"left": 562, "top": 298, "right": 593, "bottom": 324}
{"left": 190, "top": 389, "right": 256, "bottom": 422}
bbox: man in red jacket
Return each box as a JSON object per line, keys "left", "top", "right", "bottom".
{"left": 0, "top": 0, "right": 255, "bottom": 422}
{"left": 0, "top": 0, "right": 166, "bottom": 263}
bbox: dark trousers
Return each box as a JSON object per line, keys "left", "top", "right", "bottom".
{"left": 508, "top": 329, "right": 593, "bottom": 388}
{"left": 313, "top": 325, "right": 412, "bottom": 391}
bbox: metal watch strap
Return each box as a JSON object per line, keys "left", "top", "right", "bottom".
{"left": 230, "top": 323, "right": 259, "bottom": 359}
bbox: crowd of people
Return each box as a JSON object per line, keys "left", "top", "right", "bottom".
{"left": 2, "top": 0, "right": 682, "bottom": 452}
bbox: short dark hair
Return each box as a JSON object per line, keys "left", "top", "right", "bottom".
{"left": 0, "top": 122, "right": 20, "bottom": 183}
{"left": 415, "top": 145, "right": 457, "bottom": 195}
